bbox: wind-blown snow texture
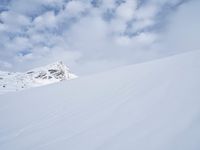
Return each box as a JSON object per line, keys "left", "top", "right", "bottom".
{"left": 0, "top": 50, "right": 200, "bottom": 150}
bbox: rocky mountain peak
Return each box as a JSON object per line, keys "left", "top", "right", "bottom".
{"left": 0, "top": 61, "right": 77, "bottom": 94}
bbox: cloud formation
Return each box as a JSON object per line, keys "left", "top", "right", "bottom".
{"left": 0, "top": 0, "right": 197, "bottom": 74}
{"left": 160, "top": 0, "right": 200, "bottom": 54}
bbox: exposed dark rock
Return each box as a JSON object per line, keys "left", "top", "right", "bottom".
{"left": 48, "top": 76, "right": 52, "bottom": 79}
{"left": 27, "top": 71, "right": 34, "bottom": 74}
{"left": 42, "top": 76, "right": 47, "bottom": 79}
{"left": 48, "top": 69, "right": 58, "bottom": 74}
{"left": 35, "top": 72, "right": 47, "bottom": 79}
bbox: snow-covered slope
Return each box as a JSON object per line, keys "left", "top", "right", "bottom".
{"left": 0, "top": 50, "right": 200, "bottom": 150}
{"left": 0, "top": 61, "right": 77, "bottom": 94}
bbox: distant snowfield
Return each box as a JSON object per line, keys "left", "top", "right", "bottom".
{"left": 0, "top": 50, "right": 200, "bottom": 150}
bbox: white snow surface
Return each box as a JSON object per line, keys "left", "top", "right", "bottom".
{"left": 0, "top": 61, "right": 77, "bottom": 95}
{"left": 0, "top": 50, "right": 200, "bottom": 150}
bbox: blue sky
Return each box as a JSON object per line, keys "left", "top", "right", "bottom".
{"left": 0, "top": 0, "right": 199, "bottom": 74}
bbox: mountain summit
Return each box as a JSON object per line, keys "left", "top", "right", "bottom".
{"left": 0, "top": 61, "right": 77, "bottom": 94}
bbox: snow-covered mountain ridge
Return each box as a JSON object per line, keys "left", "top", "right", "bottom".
{"left": 0, "top": 61, "right": 77, "bottom": 94}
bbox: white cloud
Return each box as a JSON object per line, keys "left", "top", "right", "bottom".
{"left": 135, "top": 3, "right": 158, "bottom": 20}
{"left": 65, "top": 1, "right": 87, "bottom": 16}
{"left": 0, "top": 0, "right": 194, "bottom": 75}
{"left": 0, "top": 11, "right": 31, "bottom": 32}
{"left": 109, "top": 18, "right": 127, "bottom": 33}
{"left": 9, "top": 0, "right": 64, "bottom": 15}
{"left": 116, "top": 0, "right": 137, "bottom": 21}
{"left": 150, "top": 0, "right": 182, "bottom": 5}
{"left": 114, "top": 32, "right": 157, "bottom": 48}
{"left": 33, "top": 11, "right": 57, "bottom": 30}
{"left": 66, "top": 16, "right": 109, "bottom": 55}
{"left": 102, "top": 0, "right": 116, "bottom": 9}
{"left": 160, "top": 0, "right": 200, "bottom": 54}
{"left": 0, "top": 60, "right": 12, "bottom": 69}
{"left": 5, "top": 37, "right": 32, "bottom": 53}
